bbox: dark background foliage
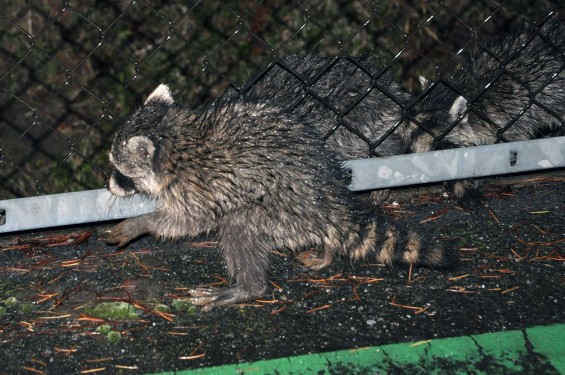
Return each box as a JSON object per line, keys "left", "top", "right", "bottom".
{"left": 0, "top": 0, "right": 561, "bottom": 198}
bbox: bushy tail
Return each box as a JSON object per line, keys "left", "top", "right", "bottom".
{"left": 350, "top": 218, "right": 458, "bottom": 268}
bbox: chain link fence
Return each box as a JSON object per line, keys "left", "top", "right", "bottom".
{"left": 0, "top": 0, "right": 562, "bottom": 199}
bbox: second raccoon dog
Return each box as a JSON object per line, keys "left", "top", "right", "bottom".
{"left": 105, "top": 85, "right": 456, "bottom": 311}
{"left": 229, "top": 54, "right": 414, "bottom": 159}
{"left": 413, "top": 16, "right": 564, "bottom": 209}
{"left": 226, "top": 54, "right": 418, "bottom": 204}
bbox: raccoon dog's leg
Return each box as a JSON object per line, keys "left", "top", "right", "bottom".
{"left": 369, "top": 189, "right": 391, "bottom": 206}
{"left": 104, "top": 210, "right": 216, "bottom": 247}
{"left": 188, "top": 219, "right": 271, "bottom": 311}
{"left": 104, "top": 215, "right": 151, "bottom": 247}
{"left": 444, "top": 179, "right": 484, "bottom": 211}
{"left": 439, "top": 135, "right": 486, "bottom": 211}
{"left": 413, "top": 131, "right": 485, "bottom": 210}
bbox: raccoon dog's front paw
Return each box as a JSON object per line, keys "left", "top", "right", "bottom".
{"left": 103, "top": 218, "right": 145, "bottom": 247}
{"left": 369, "top": 189, "right": 391, "bottom": 206}
{"left": 446, "top": 180, "right": 485, "bottom": 212}
{"left": 456, "top": 187, "right": 486, "bottom": 212}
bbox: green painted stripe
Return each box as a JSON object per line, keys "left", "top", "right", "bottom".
{"left": 526, "top": 324, "right": 565, "bottom": 374}
{"left": 149, "top": 323, "right": 565, "bottom": 375}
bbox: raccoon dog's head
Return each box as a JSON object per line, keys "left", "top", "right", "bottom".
{"left": 108, "top": 84, "right": 175, "bottom": 197}
{"left": 416, "top": 76, "right": 472, "bottom": 143}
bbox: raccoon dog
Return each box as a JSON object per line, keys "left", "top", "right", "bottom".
{"left": 227, "top": 55, "right": 419, "bottom": 203}
{"left": 105, "top": 84, "right": 456, "bottom": 310}
{"left": 230, "top": 54, "right": 415, "bottom": 159}
{"left": 414, "top": 15, "right": 564, "bottom": 208}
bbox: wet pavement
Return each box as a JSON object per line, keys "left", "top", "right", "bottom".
{"left": 0, "top": 173, "right": 563, "bottom": 374}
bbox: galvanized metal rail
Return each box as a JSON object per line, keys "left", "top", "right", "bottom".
{"left": 344, "top": 136, "right": 565, "bottom": 191}
{"left": 0, "top": 189, "right": 156, "bottom": 233}
{"left": 0, "top": 136, "right": 563, "bottom": 233}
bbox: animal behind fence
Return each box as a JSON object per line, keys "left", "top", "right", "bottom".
{"left": 411, "top": 14, "right": 564, "bottom": 208}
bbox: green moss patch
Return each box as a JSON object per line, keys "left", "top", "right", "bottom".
{"left": 85, "top": 302, "right": 140, "bottom": 320}
{"left": 172, "top": 299, "right": 198, "bottom": 315}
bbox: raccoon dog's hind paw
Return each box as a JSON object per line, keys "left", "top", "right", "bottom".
{"left": 188, "top": 285, "right": 268, "bottom": 312}
{"left": 295, "top": 249, "right": 334, "bottom": 270}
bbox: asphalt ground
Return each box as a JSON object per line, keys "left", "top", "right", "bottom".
{"left": 0, "top": 173, "right": 563, "bottom": 374}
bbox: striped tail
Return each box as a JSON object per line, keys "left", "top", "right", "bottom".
{"left": 350, "top": 217, "right": 458, "bottom": 268}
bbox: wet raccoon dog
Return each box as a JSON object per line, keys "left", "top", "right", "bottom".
{"left": 414, "top": 15, "right": 564, "bottom": 209}
{"left": 105, "top": 84, "right": 456, "bottom": 311}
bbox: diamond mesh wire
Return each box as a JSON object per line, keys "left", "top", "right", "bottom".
{"left": 0, "top": 0, "right": 562, "bottom": 198}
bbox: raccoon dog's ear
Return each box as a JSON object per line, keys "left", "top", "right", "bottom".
{"left": 419, "top": 76, "right": 432, "bottom": 91}
{"left": 127, "top": 136, "right": 155, "bottom": 161}
{"left": 144, "top": 84, "right": 174, "bottom": 105}
{"left": 449, "top": 95, "right": 469, "bottom": 124}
